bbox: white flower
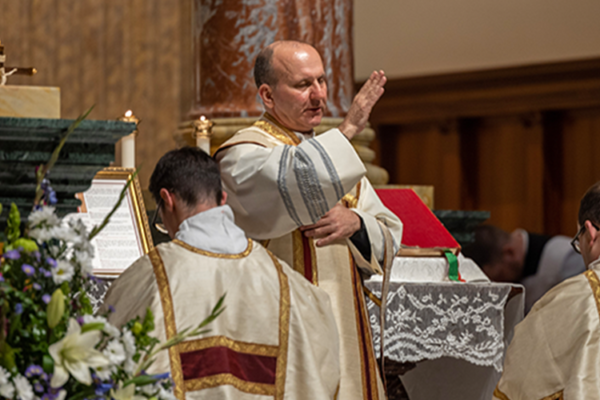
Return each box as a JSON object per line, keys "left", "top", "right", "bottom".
{"left": 0, "top": 368, "right": 15, "bottom": 399}
{"left": 52, "top": 226, "right": 79, "bottom": 243}
{"left": 0, "top": 381, "right": 15, "bottom": 399}
{"left": 73, "top": 250, "right": 94, "bottom": 275}
{"left": 121, "top": 329, "right": 136, "bottom": 357}
{"left": 29, "top": 226, "right": 59, "bottom": 243}
{"left": 13, "top": 375, "right": 34, "bottom": 400}
{"left": 28, "top": 207, "right": 60, "bottom": 229}
{"left": 52, "top": 260, "right": 75, "bottom": 284}
{"left": 82, "top": 315, "right": 120, "bottom": 338}
{"left": 104, "top": 340, "right": 126, "bottom": 365}
{"left": 55, "top": 390, "right": 66, "bottom": 400}
{"left": 49, "top": 318, "right": 110, "bottom": 388}
{"left": 158, "top": 385, "right": 177, "bottom": 400}
{"left": 110, "top": 382, "right": 145, "bottom": 400}
{"left": 92, "top": 364, "right": 114, "bottom": 381}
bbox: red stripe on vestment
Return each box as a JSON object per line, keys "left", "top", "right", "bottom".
{"left": 302, "top": 234, "right": 313, "bottom": 282}
{"left": 180, "top": 346, "right": 277, "bottom": 384}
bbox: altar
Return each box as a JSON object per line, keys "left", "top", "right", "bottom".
{"left": 365, "top": 255, "right": 524, "bottom": 400}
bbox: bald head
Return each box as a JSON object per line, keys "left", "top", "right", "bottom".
{"left": 254, "top": 41, "right": 322, "bottom": 88}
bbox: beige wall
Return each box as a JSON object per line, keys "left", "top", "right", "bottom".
{"left": 354, "top": 0, "right": 600, "bottom": 80}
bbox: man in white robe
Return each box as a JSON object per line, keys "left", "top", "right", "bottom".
{"left": 101, "top": 147, "right": 340, "bottom": 400}
{"left": 493, "top": 181, "right": 600, "bottom": 400}
{"left": 215, "top": 41, "right": 402, "bottom": 400}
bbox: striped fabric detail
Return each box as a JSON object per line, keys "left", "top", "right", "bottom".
{"left": 307, "top": 139, "right": 344, "bottom": 200}
{"left": 294, "top": 147, "right": 329, "bottom": 223}
{"left": 277, "top": 145, "right": 302, "bottom": 227}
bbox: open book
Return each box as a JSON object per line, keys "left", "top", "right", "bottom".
{"left": 375, "top": 188, "right": 461, "bottom": 257}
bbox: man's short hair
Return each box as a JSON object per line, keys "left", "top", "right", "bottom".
{"left": 149, "top": 147, "right": 222, "bottom": 208}
{"left": 462, "top": 225, "right": 510, "bottom": 267}
{"left": 254, "top": 46, "right": 276, "bottom": 88}
{"left": 578, "top": 181, "right": 600, "bottom": 226}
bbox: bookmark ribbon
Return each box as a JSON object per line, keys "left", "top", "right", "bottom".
{"left": 444, "top": 250, "right": 464, "bottom": 282}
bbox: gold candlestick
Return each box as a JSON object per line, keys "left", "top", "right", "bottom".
{"left": 193, "top": 115, "right": 213, "bottom": 154}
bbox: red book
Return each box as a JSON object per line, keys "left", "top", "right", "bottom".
{"left": 375, "top": 188, "right": 461, "bottom": 256}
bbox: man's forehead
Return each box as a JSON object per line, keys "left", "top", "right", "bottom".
{"left": 271, "top": 43, "right": 324, "bottom": 78}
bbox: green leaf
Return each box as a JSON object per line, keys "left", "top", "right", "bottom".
{"left": 80, "top": 322, "right": 104, "bottom": 334}
{"left": 42, "top": 354, "right": 54, "bottom": 373}
{"left": 5, "top": 204, "right": 21, "bottom": 244}
{"left": 0, "top": 340, "right": 16, "bottom": 370}
{"left": 34, "top": 106, "right": 95, "bottom": 206}
{"left": 124, "top": 374, "right": 160, "bottom": 388}
{"left": 11, "top": 238, "right": 38, "bottom": 252}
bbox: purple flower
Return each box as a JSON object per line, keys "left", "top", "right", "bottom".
{"left": 33, "top": 283, "right": 41, "bottom": 291}
{"left": 77, "top": 316, "right": 84, "bottom": 326}
{"left": 33, "top": 251, "right": 41, "bottom": 262}
{"left": 152, "top": 372, "right": 171, "bottom": 380}
{"left": 15, "top": 303, "right": 23, "bottom": 314}
{"left": 26, "top": 365, "right": 43, "bottom": 378}
{"left": 34, "top": 383, "right": 44, "bottom": 393}
{"left": 39, "top": 268, "right": 52, "bottom": 278}
{"left": 95, "top": 383, "right": 113, "bottom": 395}
{"left": 108, "top": 305, "right": 115, "bottom": 313}
{"left": 42, "top": 294, "right": 51, "bottom": 304}
{"left": 22, "top": 264, "right": 35, "bottom": 276}
{"left": 3, "top": 250, "right": 20, "bottom": 260}
{"left": 46, "top": 257, "right": 57, "bottom": 269}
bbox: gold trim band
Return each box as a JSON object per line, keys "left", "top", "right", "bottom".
{"left": 173, "top": 238, "right": 253, "bottom": 259}
{"left": 178, "top": 335, "right": 279, "bottom": 357}
{"left": 185, "top": 373, "right": 275, "bottom": 396}
{"left": 149, "top": 248, "right": 185, "bottom": 400}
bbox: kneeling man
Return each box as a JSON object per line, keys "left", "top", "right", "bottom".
{"left": 493, "top": 181, "right": 600, "bottom": 400}
{"left": 102, "top": 147, "right": 340, "bottom": 399}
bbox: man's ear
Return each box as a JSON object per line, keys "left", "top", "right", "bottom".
{"left": 585, "top": 220, "right": 599, "bottom": 244}
{"left": 258, "top": 84, "right": 274, "bottom": 108}
{"left": 502, "top": 243, "right": 517, "bottom": 263}
{"left": 220, "top": 191, "right": 228, "bottom": 206}
{"left": 160, "top": 188, "right": 176, "bottom": 212}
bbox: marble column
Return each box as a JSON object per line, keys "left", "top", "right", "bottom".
{"left": 174, "top": 0, "right": 388, "bottom": 184}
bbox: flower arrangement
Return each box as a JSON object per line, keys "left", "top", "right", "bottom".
{"left": 0, "top": 110, "right": 224, "bottom": 400}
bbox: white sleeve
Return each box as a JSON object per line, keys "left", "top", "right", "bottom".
{"left": 218, "top": 129, "right": 366, "bottom": 239}
{"left": 348, "top": 177, "right": 403, "bottom": 275}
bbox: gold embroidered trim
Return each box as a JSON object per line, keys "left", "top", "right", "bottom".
{"left": 493, "top": 387, "right": 510, "bottom": 400}
{"left": 309, "top": 236, "right": 318, "bottom": 285}
{"left": 254, "top": 113, "right": 302, "bottom": 146}
{"left": 363, "top": 286, "right": 382, "bottom": 308}
{"left": 540, "top": 391, "right": 564, "bottom": 400}
{"left": 350, "top": 251, "right": 380, "bottom": 400}
{"left": 177, "top": 335, "right": 279, "bottom": 357}
{"left": 266, "top": 251, "right": 291, "bottom": 400}
{"left": 173, "top": 238, "right": 253, "bottom": 259}
{"left": 291, "top": 230, "right": 318, "bottom": 285}
{"left": 342, "top": 181, "right": 362, "bottom": 209}
{"left": 292, "top": 230, "right": 306, "bottom": 277}
{"left": 493, "top": 386, "right": 563, "bottom": 400}
{"left": 185, "top": 373, "right": 275, "bottom": 396}
{"left": 585, "top": 269, "right": 600, "bottom": 319}
{"left": 149, "top": 249, "right": 185, "bottom": 400}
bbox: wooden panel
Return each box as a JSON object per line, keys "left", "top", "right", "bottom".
{"left": 476, "top": 115, "right": 544, "bottom": 233}
{"left": 381, "top": 121, "right": 462, "bottom": 210}
{"left": 561, "top": 107, "right": 600, "bottom": 236}
{"left": 0, "top": 0, "right": 189, "bottom": 191}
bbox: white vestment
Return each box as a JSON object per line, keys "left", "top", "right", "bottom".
{"left": 101, "top": 205, "right": 340, "bottom": 400}
{"left": 493, "top": 257, "right": 600, "bottom": 400}
{"left": 216, "top": 114, "right": 403, "bottom": 400}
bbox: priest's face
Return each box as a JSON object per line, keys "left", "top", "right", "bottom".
{"left": 263, "top": 44, "right": 327, "bottom": 133}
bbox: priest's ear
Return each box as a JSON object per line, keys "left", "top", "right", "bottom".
{"left": 159, "top": 188, "right": 176, "bottom": 212}
{"left": 220, "top": 191, "right": 228, "bottom": 206}
{"left": 258, "top": 84, "right": 274, "bottom": 108}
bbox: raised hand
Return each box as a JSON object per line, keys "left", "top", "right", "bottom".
{"left": 338, "top": 70, "right": 387, "bottom": 140}
{"left": 299, "top": 204, "right": 361, "bottom": 247}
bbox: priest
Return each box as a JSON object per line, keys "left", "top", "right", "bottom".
{"left": 101, "top": 147, "right": 340, "bottom": 399}
{"left": 493, "top": 181, "right": 600, "bottom": 400}
{"left": 215, "top": 41, "right": 402, "bottom": 400}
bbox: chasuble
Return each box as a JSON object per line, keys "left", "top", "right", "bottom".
{"left": 216, "top": 114, "right": 403, "bottom": 400}
{"left": 493, "top": 258, "right": 600, "bottom": 400}
{"left": 101, "top": 206, "right": 340, "bottom": 400}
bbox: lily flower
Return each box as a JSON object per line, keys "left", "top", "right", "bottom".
{"left": 110, "top": 382, "right": 145, "bottom": 400}
{"left": 48, "top": 318, "right": 110, "bottom": 388}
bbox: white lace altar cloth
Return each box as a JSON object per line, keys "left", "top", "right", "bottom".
{"left": 365, "top": 281, "right": 512, "bottom": 372}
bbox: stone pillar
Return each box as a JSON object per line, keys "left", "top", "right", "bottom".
{"left": 174, "top": 0, "right": 388, "bottom": 184}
